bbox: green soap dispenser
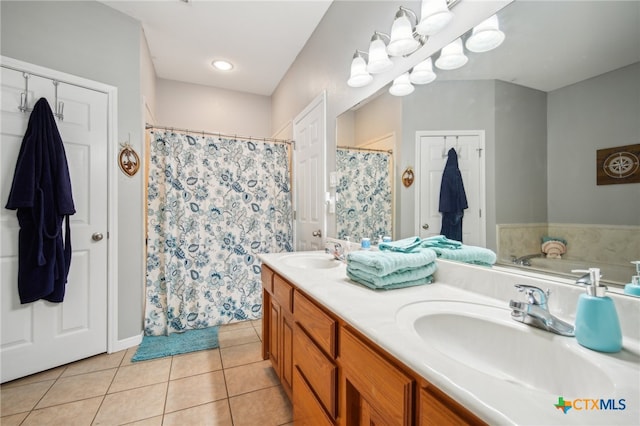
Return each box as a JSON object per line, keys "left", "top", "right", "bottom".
{"left": 573, "top": 268, "right": 622, "bottom": 353}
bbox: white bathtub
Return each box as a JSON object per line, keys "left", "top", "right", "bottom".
{"left": 502, "top": 257, "right": 635, "bottom": 287}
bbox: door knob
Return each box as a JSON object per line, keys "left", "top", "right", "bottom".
{"left": 312, "top": 229, "right": 322, "bottom": 237}
{"left": 92, "top": 232, "right": 104, "bottom": 241}
{"left": 422, "top": 224, "right": 430, "bottom": 230}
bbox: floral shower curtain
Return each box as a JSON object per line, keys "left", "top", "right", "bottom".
{"left": 145, "top": 130, "right": 293, "bottom": 336}
{"left": 336, "top": 148, "right": 392, "bottom": 241}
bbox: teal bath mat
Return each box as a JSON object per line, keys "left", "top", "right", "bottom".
{"left": 132, "top": 326, "right": 219, "bottom": 362}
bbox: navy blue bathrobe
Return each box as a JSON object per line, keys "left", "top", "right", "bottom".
{"left": 5, "top": 98, "right": 75, "bottom": 304}
{"left": 439, "top": 148, "right": 468, "bottom": 242}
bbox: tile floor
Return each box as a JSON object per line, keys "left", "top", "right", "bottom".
{"left": 0, "top": 320, "right": 293, "bottom": 426}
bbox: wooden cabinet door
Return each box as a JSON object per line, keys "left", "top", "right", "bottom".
{"left": 340, "top": 327, "right": 413, "bottom": 426}
{"left": 269, "top": 298, "right": 281, "bottom": 374}
{"left": 281, "top": 311, "right": 294, "bottom": 399}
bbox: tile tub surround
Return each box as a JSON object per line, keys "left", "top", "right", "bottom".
{"left": 259, "top": 252, "right": 640, "bottom": 425}
{"left": 0, "top": 320, "right": 294, "bottom": 426}
{"left": 497, "top": 223, "right": 640, "bottom": 281}
{"left": 497, "top": 223, "right": 640, "bottom": 265}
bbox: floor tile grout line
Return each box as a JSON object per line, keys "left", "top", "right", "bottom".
{"left": 2, "top": 321, "right": 267, "bottom": 425}
{"left": 159, "top": 355, "right": 174, "bottom": 424}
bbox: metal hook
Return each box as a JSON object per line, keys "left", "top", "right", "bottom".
{"left": 18, "top": 72, "right": 30, "bottom": 113}
{"left": 52, "top": 80, "right": 64, "bottom": 121}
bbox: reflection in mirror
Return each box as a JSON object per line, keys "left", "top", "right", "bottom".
{"left": 335, "top": 146, "right": 393, "bottom": 242}
{"left": 333, "top": 1, "right": 640, "bottom": 289}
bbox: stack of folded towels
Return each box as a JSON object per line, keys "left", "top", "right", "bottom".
{"left": 346, "top": 244, "right": 437, "bottom": 290}
{"left": 346, "top": 235, "right": 497, "bottom": 290}
{"left": 417, "top": 235, "right": 497, "bottom": 267}
{"left": 541, "top": 236, "right": 567, "bottom": 259}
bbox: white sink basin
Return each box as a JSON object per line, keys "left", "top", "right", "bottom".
{"left": 396, "top": 300, "right": 614, "bottom": 396}
{"left": 280, "top": 253, "right": 342, "bottom": 269}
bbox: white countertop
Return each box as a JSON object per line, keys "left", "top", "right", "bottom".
{"left": 258, "top": 251, "right": 640, "bottom": 426}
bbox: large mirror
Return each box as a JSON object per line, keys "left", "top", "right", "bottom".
{"left": 334, "top": 0, "right": 640, "bottom": 288}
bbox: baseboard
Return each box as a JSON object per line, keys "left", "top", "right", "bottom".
{"left": 110, "top": 332, "right": 143, "bottom": 353}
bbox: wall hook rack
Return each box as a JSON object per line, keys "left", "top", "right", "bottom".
{"left": 18, "top": 72, "right": 64, "bottom": 121}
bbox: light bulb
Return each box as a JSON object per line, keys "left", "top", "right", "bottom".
{"left": 347, "top": 53, "right": 373, "bottom": 88}
{"left": 387, "top": 9, "right": 420, "bottom": 57}
{"left": 389, "top": 73, "right": 415, "bottom": 96}
{"left": 367, "top": 34, "right": 393, "bottom": 74}
{"left": 410, "top": 57, "right": 436, "bottom": 84}
{"left": 435, "top": 38, "right": 468, "bottom": 70}
{"left": 416, "top": 0, "right": 453, "bottom": 36}
{"left": 465, "top": 14, "right": 505, "bottom": 53}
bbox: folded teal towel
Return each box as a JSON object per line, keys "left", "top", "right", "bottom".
{"left": 346, "top": 264, "right": 435, "bottom": 290}
{"left": 347, "top": 261, "right": 436, "bottom": 286}
{"left": 426, "top": 245, "right": 497, "bottom": 266}
{"left": 419, "top": 235, "right": 463, "bottom": 249}
{"left": 347, "top": 248, "right": 437, "bottom": 276}
{"left": 378, "top": 236, "right": 422, "bottom": 253}
{"left": 542, "top": 236, "right": 567, "bottom": 245}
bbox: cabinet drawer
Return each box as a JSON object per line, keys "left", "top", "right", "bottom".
{"left": 261, "top": 265, "right": 274, "bottom": 294}
{"left": 273, "top": 275, "right": 293, "bottom": 312}
{"left": 294, "top": 324, "right": 337, "bottom": 418}
{"left": 293, "top": 367, "right": 334, "bottom": 426}
{"left": 419, "top": 386, "right": 485, "bottom": 426}
{"left": 340, "top": 327, "right": 413, "bottom": 426}
{"left": 294, "top": 291, "right": 337, "bottom": 357}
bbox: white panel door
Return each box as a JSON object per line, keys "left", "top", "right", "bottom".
{"left": 1, "top": 67, "right": 108, "bottom": 383}
{"left": 415, "top": 131, "right": 485, "bottom": 246}
{"left": 293, "top": 93, "right": 326, "bottom": 251}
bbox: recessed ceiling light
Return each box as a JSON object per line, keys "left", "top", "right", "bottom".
{"left": 211, "top": 60, "right": 233, "bottom": 71}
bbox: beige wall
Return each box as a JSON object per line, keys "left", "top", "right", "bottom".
{"left": 155, "top": 79, "right": 271, "bottom": 137}
{"left": 1, "top": 0, "right": 144, "bottom": 341}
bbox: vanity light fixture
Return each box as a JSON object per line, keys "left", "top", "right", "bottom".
{"left": 435, "top": 38, "right": 468, "bottom": 70}
{"left": 346, "top": 0, "right": 463, "bottom": 89}
{"left": 367, "top": 32, "right": 394, "bottom": 74}
{"left": 387, "top": 7, "right": 423, "bottom": 57}
{"left": 347, "top": 50, "right": 374, "bottom": 88}
{"left": 389, "top": 72, "right": 415, "bottom": 96}
{"left": 211, "top": 60, "right": 233, "bottom": 71}
{"left": 416, "top": 0, "right": 454, "bottom": 36}
{"left": 409, "top": 57, "right": 437, "bottom": 84}
{"left": 465, "top": 14, "right": 505, "bottom": 53}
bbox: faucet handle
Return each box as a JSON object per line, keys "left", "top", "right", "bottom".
{"left": 514, "top": 284, "right": 550, "bottom": 307}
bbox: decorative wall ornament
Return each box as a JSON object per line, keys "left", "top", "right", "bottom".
{"left": 597, "top": 143, "right": 640, "bottom": 185}
{"left": 402, "top": 166, "right": 415, "bottom": 187}
{"left": 118, "top": 142, "right": 140, "bottom": 177}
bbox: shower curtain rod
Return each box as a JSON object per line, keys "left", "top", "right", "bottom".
{"left": 146, "top": 124, "right": 294, "bottom": 146}
{"left": 337, "top": 145, "right": 393, "bottom": 154}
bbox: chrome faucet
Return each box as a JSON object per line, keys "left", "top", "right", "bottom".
{"left": 325, "top": 243, "right": 345, "bottom": 261}
{"left": 509, "top": 284, "right": 575, "bottom": 336}
{"left": 511, "top": 253, "right": 544, "bottom": 266}
{"left": 574, "top": 271, "right": 601, "bottom": 286}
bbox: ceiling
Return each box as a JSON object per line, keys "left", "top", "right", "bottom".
{"left": 100, "top": 1, "right": 639, "bottom": 98}
{"left": 101, "top": 0, "right": 333, "bottom": 96}
{"left": 434, "top": 1, "right": 640, "bottom": 92}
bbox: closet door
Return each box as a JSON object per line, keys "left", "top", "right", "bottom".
{"left": 1, "top": 67, "right": 109, "bottom": 383}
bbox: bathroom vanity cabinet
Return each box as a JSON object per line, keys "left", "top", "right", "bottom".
{"left": 262, "top": 266, "right": 294, "bottom": 399}
{"left": 261, "top": 265, "right": 484, "bottom": 426}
